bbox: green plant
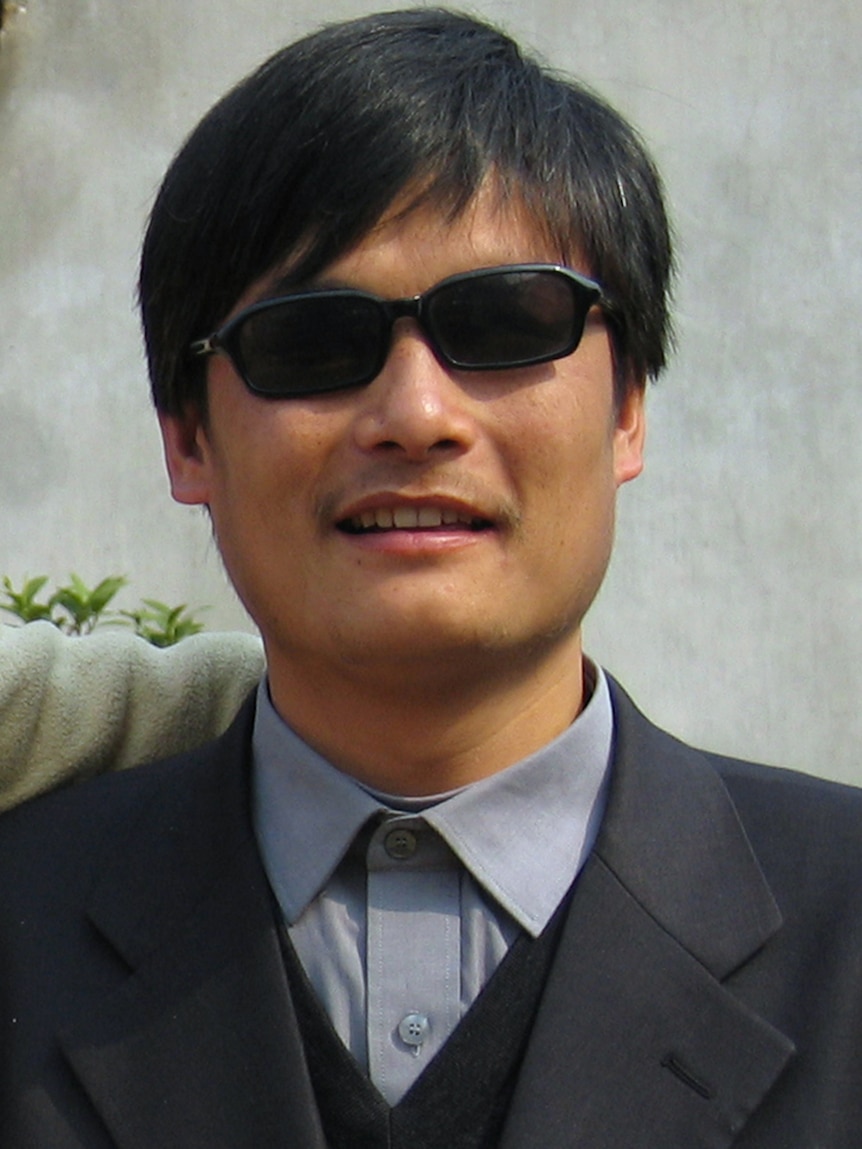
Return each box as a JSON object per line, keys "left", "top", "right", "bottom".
{"left": 1, "top": 573, "right": 127, "bottom": 635}
{"left": 0, "top": 574, "right": 207, "bottom": 646}
{"left": 1, "top": 575, "right": 54, "bottom": 624}
{"left": 118, "top": 598, "right": 206, "bottom": 648}
{"left": 49, "top": 573, "right": 129, "bottom": 636}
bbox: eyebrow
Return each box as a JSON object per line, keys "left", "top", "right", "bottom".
{"left": 257, "top": 271, "right": 358, "bottom": 301}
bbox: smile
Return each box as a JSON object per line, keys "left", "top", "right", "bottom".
{"left": 341, "top": 506, "right": 492, "bottom": 533}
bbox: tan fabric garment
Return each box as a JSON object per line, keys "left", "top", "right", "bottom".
{"left": 0, "top": 622, "right": 264, "bottom": 810}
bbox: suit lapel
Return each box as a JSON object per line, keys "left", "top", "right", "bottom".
{"left": 501, "top": 681, "right": 795, "bottom": 1149}
{"left": 59, "top": 702, "right": 326, "bottom": 1149}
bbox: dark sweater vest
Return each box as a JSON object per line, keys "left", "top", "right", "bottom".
{"left": 279, "top": 894, "right": 571, "bottom": 1149}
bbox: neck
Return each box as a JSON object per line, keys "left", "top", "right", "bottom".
{"left": 265, "top": 637, "right": 586, "bottom": 796}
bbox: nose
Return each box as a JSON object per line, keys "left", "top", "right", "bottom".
{"left": 351, "top": 323, "right": 478, "bottom": 461}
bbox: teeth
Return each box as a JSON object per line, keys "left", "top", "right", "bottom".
{"left": 348, "top": 506, "right": 481, "bottom": 531}
{"left": 393, "top": 507, "right": 419, "bottom": 528}
{"left": 360, "top": 509, "right": 393, "bottom": 529}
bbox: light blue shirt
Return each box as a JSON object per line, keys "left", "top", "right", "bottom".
{"left": 252, "top": 662, "right": 613, "bottom": 1104}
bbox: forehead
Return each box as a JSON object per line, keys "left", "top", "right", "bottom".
{"left": 254, "top": 183, "right": 581, "bottom": 305}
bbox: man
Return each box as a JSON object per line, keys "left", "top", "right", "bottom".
{"left": 2, "top": 9, "right": 861, "bottom": 1146}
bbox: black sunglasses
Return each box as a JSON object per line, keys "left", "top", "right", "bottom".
{"left": 189, "top": 263, "right": 606, "bottom": 399}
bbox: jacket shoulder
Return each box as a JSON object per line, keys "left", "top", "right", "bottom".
{"left": 607, "top": 673, "right": 862, "bottom": 896}
{"left": 707, "top": 750, "right": 862, "bottom": 897}
{"left": 0, "top": 698, "right": 256, "bottom": 915}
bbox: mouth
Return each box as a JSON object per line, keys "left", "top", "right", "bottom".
{"left": 338, "top": 504, "right": 494, "bottom": 534}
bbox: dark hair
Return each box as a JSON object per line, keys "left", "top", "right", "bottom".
{"left": 140, "top": 7, "right": 674, "bottom": 414}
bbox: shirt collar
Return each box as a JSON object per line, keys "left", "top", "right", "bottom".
{"left": 252, "top": 663, "right": 613, "bottom": 937}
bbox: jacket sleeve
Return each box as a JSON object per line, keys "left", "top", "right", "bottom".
{"left": 0, "top": 622, "right": 265, "bottom": 810}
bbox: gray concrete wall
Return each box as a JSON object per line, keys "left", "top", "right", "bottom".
{"left": 1, "top": 1, "right": 860, "bottom": 782}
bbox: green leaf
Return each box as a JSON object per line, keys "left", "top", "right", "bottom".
{"left": 88, "top": 576, "right": 128, "bottom": 614}
{"left": 1, "top": 575, "right": 54, "bottom": 624}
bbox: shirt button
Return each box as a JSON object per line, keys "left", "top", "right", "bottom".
{"left": 384, "top": 827, "right": 418, "bottom": 860}
{"left": 398, "top": 1012, "right": 430, "bottom": 1052}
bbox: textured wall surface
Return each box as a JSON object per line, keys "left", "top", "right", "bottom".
{"left": 1, "top": 1, "right": 860, "bottom": 781}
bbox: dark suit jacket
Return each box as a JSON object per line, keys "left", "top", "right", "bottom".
{"left": 2, "top": 680, "right": 862, "bottom": 1147}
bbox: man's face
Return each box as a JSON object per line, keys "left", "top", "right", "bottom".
{"left": 160, "top": 190, "right": 644, "bottom": 708}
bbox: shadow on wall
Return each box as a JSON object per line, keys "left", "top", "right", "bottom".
{"left": 0, "top": 3, "right": 27, "bottom": 97}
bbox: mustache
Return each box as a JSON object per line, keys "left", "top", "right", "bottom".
{"left": 317, "top": 470, "right": 522, "bottom": 532}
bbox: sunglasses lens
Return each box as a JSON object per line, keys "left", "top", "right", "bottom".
{"left": 233, "top": 294, "right": 386, "bottom": 395}
{"left": 426, "top": 269, "right": 593, "bottom": 369}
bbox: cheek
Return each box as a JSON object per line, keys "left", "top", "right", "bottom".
{"left": 506, "top": 387, "right": 620, "bottom": 587}
{"left": 509, "top": 382, "right": 617, "bottom": 505}
{"left": 210, "top": 393, "right": 338, "bottom": 503}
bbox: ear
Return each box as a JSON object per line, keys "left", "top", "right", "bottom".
{"left": 613, "top": 384, "right": 646, "bottom": 487}
{"left": 158, "top": 409, "right": 213, "bottom": 506}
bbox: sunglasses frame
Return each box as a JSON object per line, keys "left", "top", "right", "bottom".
{"left": 189, "top": 263, "right": 607, "bottom": 399}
